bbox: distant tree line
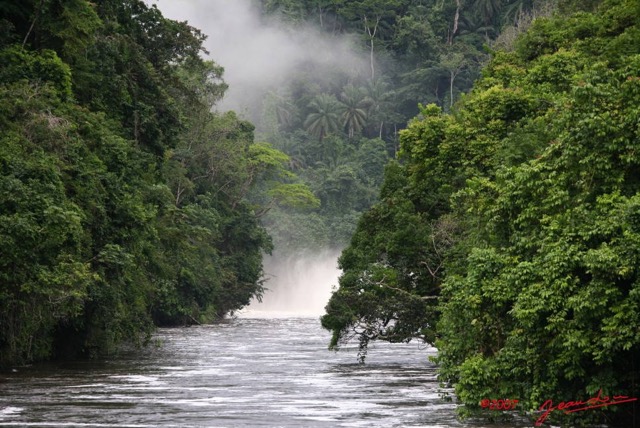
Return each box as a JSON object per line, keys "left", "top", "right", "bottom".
{"left": 255, "top": 0, "right": 556, "bottom": 252}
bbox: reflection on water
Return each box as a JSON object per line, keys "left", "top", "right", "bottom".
{"left": 0, "top": 317, "right": 523, "bottom": 427}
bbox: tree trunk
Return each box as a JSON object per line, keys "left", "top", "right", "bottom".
{"left": 450, "top": 69, "right": 455, "bottom": 109}
{"left": 23, "top": 0, "right": 46, "bottom": 48}
{"left": 364, "top": 16, "right": 380, "bottom": 81}
{"left": 450, "top": 0, "right": 461, "bottom": 45}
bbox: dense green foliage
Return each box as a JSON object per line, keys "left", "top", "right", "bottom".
{"left": 5, "top": 1, "right": 639, "bottom": 424}
{"left": 0, "top": 0, "right": 316, "bottom": 366}
{"left": 257, "top": 0, "right": 552, "bottom": 251}
{"left": 322, "top": 0, "right": 640, "bottom": 425}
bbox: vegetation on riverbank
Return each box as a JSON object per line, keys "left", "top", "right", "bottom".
{"left": 322, "top": 0, "right": 640, "bottom": 425}
{"left": 0, "top": 0, "right": 320, "bottom": 365}
{"left": 3, "top": 0, "right": 639, "bottom": 425}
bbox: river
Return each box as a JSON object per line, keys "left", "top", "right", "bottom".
{"left": 0, "top": 252, "right": 525, "bottom": 427}
{"left": 0, "top": 314, "right": 527, "bottom": 427}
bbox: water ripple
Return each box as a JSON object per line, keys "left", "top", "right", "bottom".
{"left": 0, "top": 317, "right": 523, "bottom": 427}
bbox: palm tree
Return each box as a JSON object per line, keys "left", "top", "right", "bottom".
{"left": 364, "top": 78, "right": 395, "bottom": 139}
{"left": 474, "top": 0, "right": 503, "bottom": 27}
{"left": 263, "top": 91, "right": 298, "bottom": 133}
{"left": 304, "top": 93, "right": 342, "bottom": 141}
{"left": 458, "top": 9, "right": 497, "bottom": 41}
{"left": 503, "top": 0, "right": 534, "bottom": 25}
{"left": 339, "top": 85, "right": 368, "bottom": 139}
{"left": 278, "top": 136, "right": 307, "bottom": 171}
{"left": 275, "top": 100, "right": 297, "bottom": 131}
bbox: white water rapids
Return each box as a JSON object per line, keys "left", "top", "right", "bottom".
{"left": 0, "top": 253, "right": 526, "bottom": 427}
{"left": 242, "top": 250, "right": 341, "bottom": 318}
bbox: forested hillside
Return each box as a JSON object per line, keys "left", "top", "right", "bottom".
{"left": 0, "top": 0, "right": 546, "bottom": 367}
{"left": 4, "top": 1, "right": 639, "bottom": 425}
{"left": 322, "top": 0, "right": 640, "bottom": 426}
{"left": 256, "top": 0, "right": 550, "bottom": 251}
{"left": 0, "top": 0, "right": 319, "bottom": 366}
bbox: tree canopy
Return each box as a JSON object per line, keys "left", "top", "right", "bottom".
{"left": 322, "top": 0, "right": 640, "bottom": 425}
{"left": 0, "top": 0, "right": 315, "bottom": 366}
{"left": 256, "top": 0, "right": 554, "bottom": 252}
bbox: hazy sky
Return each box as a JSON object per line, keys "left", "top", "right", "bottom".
{"left": 147, "top": 0, "right": 366, "bottom": 120}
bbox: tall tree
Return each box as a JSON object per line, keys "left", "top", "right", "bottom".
{"left": 0, "top": 0, "right": 288, "bottom": 365}
{"left": 339, "top": 85, "right": 368, "bottom": 139}
{"left": 304, "top": 93, "right": 343, "bottom": 140}
{"left": 474, "top": 0, "right": 503, "bottom": 26}
{"left": 335, "top": 0, "right": 402, "bottom": 80}
{"left": 363, "top": 78, "right": 395, "bottom": 140}
{"left": 324, "top": 1, "right": 640, "bottom": 426}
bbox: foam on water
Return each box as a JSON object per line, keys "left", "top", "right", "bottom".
{"left": 0, "top": 318, "right": 527, "bottom": 427}
{"left": 0, "top": 407, "right": 23, "bottom": 418}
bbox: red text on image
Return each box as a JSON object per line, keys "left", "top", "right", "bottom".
{"left": 480, "top": 399, "right": 519, "bottom": 410}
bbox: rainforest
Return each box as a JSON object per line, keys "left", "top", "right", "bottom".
{"left": 1, "top": 0, "right": 639, "bottom": 426}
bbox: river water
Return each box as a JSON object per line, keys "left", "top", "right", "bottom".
{"left": 0, "top": 314, "right": 524, "bottom": 428}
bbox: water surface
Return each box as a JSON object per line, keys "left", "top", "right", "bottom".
{"left": 0, "top": 316, "right": 520, "bottom": 427}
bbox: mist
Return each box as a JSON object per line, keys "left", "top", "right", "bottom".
{"left": 241, "top": 250, "right": 341, "bottom": 318}
{"left": 147, "top": 0, "right": 368, "bottom": 124}
{"left": 148, "top": 0, "right": 356, "bottom": 316}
